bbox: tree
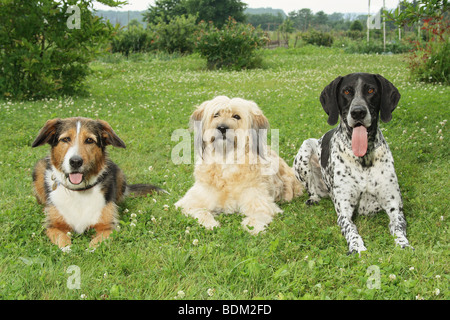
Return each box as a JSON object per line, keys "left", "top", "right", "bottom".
{"left": 184, "top": 0, "right": 247, "bottom": 27}
{"left": 143, "top": 0, "right": 247, "bottom": 28}
{"left": 289, "top": 8, "right": 313, "bottom": 31}
{"left": 0, "top": 0, "right": 122, "bottom": 99}
{"left": 350, "top": 20, "right": 364, "bottom": 31}
{"left": 385, "top": 0, "right": 449, "bottom": 27}
{"left": 142, "top": 0, "right": 187, "bottom": 25}
{"left": 386, "top": 0, "right": 449, "bottom": 83}
{"left": 313, "top": 11, "right": 328, "bottom": 28}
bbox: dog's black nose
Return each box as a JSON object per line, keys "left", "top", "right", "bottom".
{"left": 217, "top": 125, "right": 229, "bottom": 135}
{"left": 69, "top": 156, "right": 83, "bottom": 169}
{"left": 350, "top": 106, "right": 367, "bottom": 120}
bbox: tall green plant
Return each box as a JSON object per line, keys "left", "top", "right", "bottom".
{"left": 194, "top": 18, "right": 268, "bottom": 70}
{"left": 152, "top": 14, "right": 199, "bottom": 54}
{"left": 386, "top": 0, "right": 449, "bottom": 83}
{"left": 0, "top": 0, "right": 121, "bottom": 99}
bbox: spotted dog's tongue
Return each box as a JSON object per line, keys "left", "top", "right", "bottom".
{"left": 69, "top": 173, "right": 83, "bottom": 185}
{"left": 352, "top": 126, "right": 368, "bottom": 157}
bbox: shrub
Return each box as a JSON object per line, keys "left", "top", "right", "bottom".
{"left": 406, "top": 18, "right": 449, "bottom": 84}
{"left": 0, "top": 0, "right": 116, "bottom": 100}
{"left": 301, "top": 30, "right": 334, "bottom": 47}
{"left": 152, "top": 14, "right": 199, "bottom": 54}
{"left": 111, "top": 25, "right": 154, "bottom": 57}
{"left": 194, "top": 18, "right": 269, "bottom": 70}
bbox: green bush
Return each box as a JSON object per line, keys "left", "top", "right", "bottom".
{"left": 111, "top": 25, "right": 154, "bottom": 57}
{"left": 0, "top": 0, "right": 116, "bottom": 100}
{"left": 152, "top": 14, "right": 199, "bottom": 54}
{"left": 405, "top": 18, "right": 449, "bottom": 84}
{"left": 407, "top": 37, "right": 449, "bottom": 84}
{"left": 194, "top": 18, "right": 268, "bottom": 70}
{"left": 301, "top": 30, "right": 334, "bottom": 47}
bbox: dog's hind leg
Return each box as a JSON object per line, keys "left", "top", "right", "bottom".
{"left": 294, "top": 139, "right": 328, "bottom": 205}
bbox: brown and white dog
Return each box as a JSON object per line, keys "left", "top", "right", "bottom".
{"left": 32, "top": 117, "right": 164, "bottom": 249}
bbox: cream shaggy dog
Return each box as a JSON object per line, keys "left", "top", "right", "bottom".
{"left": 175, "top": 96, "right": 303, "bottom": 234}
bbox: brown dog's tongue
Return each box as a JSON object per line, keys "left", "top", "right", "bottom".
{"left": 352, "top": 126, "right": 368, "bottom": 157}
{"left": 69, "top": 173, "right": 83, "bottom": 185}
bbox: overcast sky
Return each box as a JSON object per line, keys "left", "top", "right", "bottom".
{"left": 94, "top": 0, "right": 402, "bottom": 15}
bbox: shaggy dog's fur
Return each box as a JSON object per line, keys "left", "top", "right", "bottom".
{"left": 175, "top": 96, "right": 302, "bottom": 234}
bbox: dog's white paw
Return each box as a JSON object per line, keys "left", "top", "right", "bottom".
{"left": 241, "top": 217, "right": 267, "bottom": 235}
{"left": 196, "top": 211, "right": 220, "bottom": 230}
{"left": 347, "top": 236, "right": 367, "bottom": 256}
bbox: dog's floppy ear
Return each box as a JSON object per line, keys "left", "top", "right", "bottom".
{"left": 320, "top": 76, "right": 343, "bottom": 126}
{"left": 97, "top": 120, "right": 126, "bottom": 148}
{"left": 249, "top": 103, "right": 270, "bottom": 158}
{"left": 190, "top": 103, "right": 206, "bottom": 126}
{"left": 32, "top": 118, "right": 61, "bottom": 147}
{"left": 190, "top": 102, "right": 207, "bottom": 159}
{"left": 374, "top": 74, "right": 401, "bottom": 123}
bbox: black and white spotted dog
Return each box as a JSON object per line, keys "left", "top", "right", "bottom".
{"left": 294, "top": 73, "right": 412, "bottom": 254}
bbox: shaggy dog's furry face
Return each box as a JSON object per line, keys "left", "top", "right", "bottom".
{"left": 175, "top": 96, "right": 303, "bottom": 234}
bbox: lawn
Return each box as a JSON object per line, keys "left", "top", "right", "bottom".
{"left": 0, "top": 47, "right": 448, "bottom": 300}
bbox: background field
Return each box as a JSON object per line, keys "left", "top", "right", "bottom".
{"left": 0, "top": 47, "right": 448, "bottom": 300}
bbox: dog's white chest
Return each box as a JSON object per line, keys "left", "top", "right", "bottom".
{"left": 49, "top": 184, "right": 106, "bottom": 234}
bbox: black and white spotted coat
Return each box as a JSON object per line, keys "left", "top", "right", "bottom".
{"left": 294, "top": 73, "right": 412, "bottom": 254}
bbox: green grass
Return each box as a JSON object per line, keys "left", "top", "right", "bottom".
{"left": 0, "top": 47, "right": 448, "bottom": 300}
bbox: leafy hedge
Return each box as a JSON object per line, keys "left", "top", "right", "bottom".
{"left": 194, "top": 18, "right": 269, "bottom": 70}
{"left": 0, "top": 0, "right": 115, "bottom": 100}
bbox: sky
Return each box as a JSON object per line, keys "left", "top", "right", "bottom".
{"left": 93, "top": 0, "right": 402, "bottom": 15}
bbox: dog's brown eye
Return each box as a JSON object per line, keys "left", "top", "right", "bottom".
{"left": 368, "top": 88, "right": 374, "bottom": 94}
{"left": 213, "top": 112, "right": 220, "bottom": 118}
{"left": 60, "top": 137, "right": 71, "bottom": 143}
{"left": 85, "top": 138, "right": 95, "bottom": 144}
{"left": 344, "top": 89, "right": 351, "bottom": 95}
{"left": 233, "top": 114, "right": 241, "bottom": 120}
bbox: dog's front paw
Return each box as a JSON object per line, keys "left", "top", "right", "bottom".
{"left": 347, "top": 238, "right": 367, "bottom": 256}
{"left": 241, "top": 217, "right": 267, "bottom": 235}
{"left": 305, "top": 198, "right": 319, "bottom": 206}
{"left": 395, "top": 236, "right": 414, "bottom": 250}
{"left": 196, "top": 211, "right": 220, "bottom": 230}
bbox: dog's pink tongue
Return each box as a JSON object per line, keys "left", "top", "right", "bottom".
{"left": 352, "top": 126, "right": 368, "bottom": 157}
{"left": 69, "top": 173, "right": 83, "bottom": 185}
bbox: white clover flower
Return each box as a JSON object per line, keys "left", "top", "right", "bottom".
{"left": 61, "top": 245, "right": 71, "bottom": 253}
{"left": 434, "top": 288, "right": 440, "bottom": 296}
{"left": 193, "top": 239, "right": 199, "bottom": 246}
{"left": 130, "top": 213, "right": 137, "bottom": 219}
{"left": 151, "top": 216, "right": 157, "bottom": 223}
{"left": 130, "top": 222, "right": 136, "bottom": 227}
{"left": 389, "top": 274, "right": 396, "bottom": 281}
{"left": 177, "top": 290, "right": 185, "bottom": 298}
{"left": 409, "top": 267, "right": 415, "bottom": 271}
{"left": 80, "top": 294, "right": 87, "bottom": 299}
{"left": 163, "top": 204, "right": 169, "bottom": 211}
{"left": 207, "top": 288, "right": 215, "bottom": 297}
